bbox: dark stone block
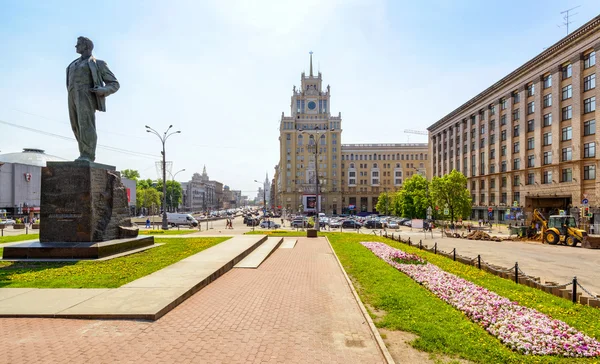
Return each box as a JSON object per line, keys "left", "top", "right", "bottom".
{"left": 3, "top": 237, "right": 154, "bottom": 260}
{"left": 40, "top": 161, "right": 137, "bottom": 243}
{"left": 307, "top": 229, "right": 318, "bottom": 238}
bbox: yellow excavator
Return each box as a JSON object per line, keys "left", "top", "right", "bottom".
{"left": 531, "top": 209, "right": 588, "bottom": 247}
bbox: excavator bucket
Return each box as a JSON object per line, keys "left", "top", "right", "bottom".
{"left": 582, "top": 234, "right": 600, "bottom": 249}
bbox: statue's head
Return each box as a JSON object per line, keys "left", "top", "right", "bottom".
{"left": 75, "top": 36, "right": 94, "bottom": 55}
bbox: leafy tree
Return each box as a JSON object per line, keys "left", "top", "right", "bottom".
{"left": 154, "top": 180, "right": 183, "bottom": 211}
{"left": 396, "top": 174, "right": 431, "bottom": 219}
{"left": 121, "top": 169, "right": 140, "bottom": 180}
{"left": 430, "top": 169, "right": 472, "bottom": 222}
{"left": 375, "top": 192, "right": 393, "bottom": 215}
{"left": 136, "top": 187, "right": 162, "bottom": 211}
{"left": 136, "top": 178, "right": 154, "bottom": 189}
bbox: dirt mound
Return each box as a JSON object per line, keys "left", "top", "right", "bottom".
{"left": 466, "top": 230, "right": 503, "bottom": 242}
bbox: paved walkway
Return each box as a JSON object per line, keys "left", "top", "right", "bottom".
{"left": 0, "top": 237, "right": 387, "bottom": 363}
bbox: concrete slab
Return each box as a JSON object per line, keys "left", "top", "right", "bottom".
{"left": 235, "top": 237, "right": 282, "bottom": 268}
{"left": 57, "top": 287, "right": 188, "bottom": 319}
{"left": 0, "top": 234, "right": 267, "bottom": 320}
{"left": 0, "top": 289, "right": 108, "bottom": 315}
{"left": 279, "top": 237, "right": 297, "bottom": 249}
{"left": 0, "top": 288, "right": 36, "bottom": 302}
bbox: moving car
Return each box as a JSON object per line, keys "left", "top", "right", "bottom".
{"left": 166, "top": 213, "right": 199, "bottom": 227}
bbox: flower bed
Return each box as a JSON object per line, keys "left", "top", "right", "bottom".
{"left": 361, "top": 242, "right": 600, "bottom": 357}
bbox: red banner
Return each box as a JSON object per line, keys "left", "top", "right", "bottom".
{"left": 126, "top": 188, "right": 131, "bottom": 203}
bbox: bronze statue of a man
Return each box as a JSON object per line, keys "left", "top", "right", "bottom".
{"left": 66, "top": 36, "right": 120, "bottom": 162}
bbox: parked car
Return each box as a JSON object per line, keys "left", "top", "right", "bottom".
{"left": 402, "top": 220, "right": 412, "bottom": 227}
{"left": 0, "top": 219, "right": 17, "bottom": 226}
{"left": 387, "top": 221, "right": 400, "bottom": 229}
{"left": 329, "top": 220, "right": 342, "bottom": 228}
{"left": 342, "top": 220, "right": 362, "bottom": 229}
{"left": 291, "top": 218, "right": 308, "bottom": 228}
{"left": 364, "top": 220, "right": 384, "bottom": 229}
{"left": 260, "top": 221, "right": 281, "bottom": 229}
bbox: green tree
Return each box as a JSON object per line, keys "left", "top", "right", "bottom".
{"left": 375, "top": 192, "right": 393, "bottom": 215}
{"left": 136, "top": 178, "right": 154, "bottom": 189}
{"left": 121, "top": 169, "right": 140, "bottom": 180}
{"left": 430, "top": 169, "right": 472, "bottom": 222}
{"left": 136, "top": 187, "right": 162, "bottom": 212}
{"left": 155, "top": 180, "right": 183, "bottom": 212}
{"left": 396, "top": 174, "right": 431, "bottom": 219}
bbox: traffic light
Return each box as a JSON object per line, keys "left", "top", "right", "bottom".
{"left": 583, "top": 206, "right": 591, "bottom": 218}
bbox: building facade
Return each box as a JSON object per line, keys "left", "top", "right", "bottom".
{"left": 276, "top": 54, "right": 430, "bottom": 216}
{"left": 428, "top": 15, "right": 600, "bottom": 222}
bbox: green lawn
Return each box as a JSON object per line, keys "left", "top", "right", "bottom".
{"left": 0, "top": 234, "right": 39, "bottom": 244}
{"left": 327, "top": 233, "right": 600, "bottom": 363}
{"left": 0, "top": 237, "right": 227, "bottom": 288}
{"left": 138, "top": 229, "right": 197, "bottom": 235}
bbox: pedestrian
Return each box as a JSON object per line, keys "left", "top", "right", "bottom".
{"left": 145, "top": 218, "right": 151, "bottom": 229}
{"left": 467, "top": 224, "right": 471, "bottom": 233}
{"left": 230, "top": 219, "right": 234, "bottom": 229}
{"left": 281, "top": 218, "right": 284, "bottom": 227}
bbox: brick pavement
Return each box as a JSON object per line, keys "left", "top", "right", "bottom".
{"left": 0, "top": 237, "right": 387, "bottom": 363}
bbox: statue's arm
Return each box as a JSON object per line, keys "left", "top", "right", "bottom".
{"left": 99, "top": 62, "right": 120, "bottom": 95}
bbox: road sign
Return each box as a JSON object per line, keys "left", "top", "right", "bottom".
{"left": 443, "top": 208, "right": 449, "bottom": 216}
{"left": 584, "top": 193, "right": 588, "bottom": 199}
{"left": 488, "top": 212, "right": 493, "bottom": 218}
{"left": 427, "top": 206, "right": 432, "bottom": 214}
{"left": 513, "top": 201, "right": 519, "bottom": 207}
{"left": 582, "top": 198, "right": 589, "bottom": 205}
{"left": 488, "top": 207, "right": 493, "bottom": 212}
{"left": 427, "top": 215, "right": 432, "bottom": 220}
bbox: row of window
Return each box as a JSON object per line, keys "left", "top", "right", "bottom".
{"left": 342, "top": 153, "right": 427, "bottom": 161}
{"left": 470, "top": 166, "right": 596, "bottom": 195}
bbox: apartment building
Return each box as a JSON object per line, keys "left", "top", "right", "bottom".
{"left": 276, "top": 54, "right": 430, "bottom": 216}
{"left": 428, "top": 15, "right": 600, "bottom": 222}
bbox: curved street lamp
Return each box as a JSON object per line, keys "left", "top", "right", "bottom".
{"left": 145, "top": 124, "right": 181, "bottom": 230}
{"left": 167, "top": 168, "right": 186, "bottom": 212}
{"left": 254, "top": 180, "right": 266, "bottom": 216}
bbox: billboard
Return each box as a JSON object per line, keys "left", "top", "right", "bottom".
{"left": 302, "top": 195, "right": 321, "bottom": 212}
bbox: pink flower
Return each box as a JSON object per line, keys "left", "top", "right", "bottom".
{"left": 360, "top": 242, "right": 600, "bottom": 357}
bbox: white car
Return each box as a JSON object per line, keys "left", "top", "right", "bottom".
{"left": 260, "top": 221, "right": 281, "bottom": 229}
{"left": 0, "top": 219, "right": 16, "bottom": 226}
{"left": 387, "top": 221, "right": 400, "bottom": 229}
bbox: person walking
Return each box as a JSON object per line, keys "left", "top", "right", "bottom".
{"left": 146, "top": 218, "right": 151, "bottom": 229}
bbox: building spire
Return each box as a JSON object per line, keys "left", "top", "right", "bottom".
{"left": 309, "top": 51, "right": 313, "bottom": 77}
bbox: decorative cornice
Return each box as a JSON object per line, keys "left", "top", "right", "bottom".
{"left": 428, "top": 15, "right": 600, "bottom": 132}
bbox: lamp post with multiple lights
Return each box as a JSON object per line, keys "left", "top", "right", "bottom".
{"left": 145, "top": 125, "right": 181, "bottom": 230}
{"left": 167, "top": 168, "right": 185, "bottom": 212}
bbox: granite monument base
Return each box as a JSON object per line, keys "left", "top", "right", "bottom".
{"left": 3, "top": 236, "right": 155, "bottom": 260}
{"left": 40, "top": 160, "right": 138, "bottom": 242}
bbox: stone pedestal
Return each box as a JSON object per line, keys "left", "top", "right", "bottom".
{"left": 40, "top": 161, "right": 137, "bottom": 242}
{"left": 2, "top": 161, "right": 149, "bottom": 261}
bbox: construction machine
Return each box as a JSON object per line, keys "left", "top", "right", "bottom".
{"left": 530, "top": 209, "right": 587, "bottom": 247}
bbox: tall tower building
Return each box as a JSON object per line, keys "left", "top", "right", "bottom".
{"left": 277, "top": 52, "right": 343, "bottom": 216}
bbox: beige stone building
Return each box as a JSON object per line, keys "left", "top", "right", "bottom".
{"left": 428, "top": 15, "right": 600, "bottom": 222}
{"left": 276, "top": 54, "right": 430, "bottom": 216}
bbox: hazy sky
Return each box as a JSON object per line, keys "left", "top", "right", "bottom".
{"left": 1, "top": 1, "right": 599, "bottom": 196}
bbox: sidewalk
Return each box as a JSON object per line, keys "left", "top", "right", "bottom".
{"left": 0, "top": 237, "right": 389, "bottom": 364}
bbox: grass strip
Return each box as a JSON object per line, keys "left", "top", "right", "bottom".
{"left": 327, "top": 233, "right": 599, "bottom": 363}
{"left": 0, "top": 234, "right": 40, "bottom": 244}
{"left": 380, "top": 236, "right": 600, "bottom": 341}
{"left": 0, "top": 237, "right": 227, "bottom": 288}
{"left": 138, "top": 229, "right": 197, "bottom": 235}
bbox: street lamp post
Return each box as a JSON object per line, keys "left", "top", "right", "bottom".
{"left": 145, "top": 124, "right": 181, "bottom": 230}
{"left": 301, "top": 126, "right": 334, "bottom": 232}
{"left": 167, "top": 168, "right": 185, "bottom": 212}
